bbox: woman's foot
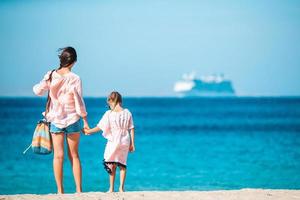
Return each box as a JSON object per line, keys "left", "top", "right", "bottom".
{"left": 119, "top": 187, "right": 125, "bottom": 192}
{"left": 76, "top": 187, "right": 82, "bottom": 193}
{"left": 107, "top": 187, "right": 114, "bottom": 193}
{"left": 57, "top": 187, "right": 64, "bottom": 194}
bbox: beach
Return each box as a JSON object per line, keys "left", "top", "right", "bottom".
{"left": 1, "top": 189, "right": 300, "bottom": 200}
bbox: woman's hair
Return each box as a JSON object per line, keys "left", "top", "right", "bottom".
{"left": 58, "top": 47, "right": 77, "bottom": 69}
{"left": 107, "top": 91, "right": 122, "bottom": 110}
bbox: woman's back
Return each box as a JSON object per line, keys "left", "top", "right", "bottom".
{"left": 33, "top": 70, "right": 87, "bottom": 128}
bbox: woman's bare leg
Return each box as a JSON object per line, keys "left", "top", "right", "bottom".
{"left": 66, "top": 133, "right": 82, "bottom": 193}
{"left": 108, "top": 164, "right": 117, "bottom": 193}
{"left": 52, "top": 133, "right": 65, "bottom": 194}
{"left": 119, "top": 166, "right": 126, "bottom": 192}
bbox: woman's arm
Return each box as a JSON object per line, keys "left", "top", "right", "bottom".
{"left": 74, "top": 78, "right": 89, "bottom": 128}
{"left": 82, "top": 116, "right": 90, "bottom": 129}
{"left": 33, "top": 71, "right": 52, "bottom": 96}
{"left": 74, "top": 78, "right": 88, "bottom": 118}
{"left": 129, "top": 128, "right": 135, "bottom": 152}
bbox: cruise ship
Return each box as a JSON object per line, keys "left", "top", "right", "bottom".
{"left": 173, "top": 72, "right": 235, "bottom": 97}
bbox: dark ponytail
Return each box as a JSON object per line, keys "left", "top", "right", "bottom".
{"left": 58, "top": 47, "right": 77, "bottom": 69}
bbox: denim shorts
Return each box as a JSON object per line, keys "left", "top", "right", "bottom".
{"left": 50, "top": 119, "right": 81, "bottom": 134}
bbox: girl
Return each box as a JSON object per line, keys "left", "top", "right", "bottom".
{"left": 33, "top": 47, "right": 89, "bottom": 193}
{"left": 83, "top": 91, "right": 135, "bottom": 192}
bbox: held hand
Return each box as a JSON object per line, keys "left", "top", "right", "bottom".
{"left": 83, "top": 123, "right": 90, "bottom": 130}
{"left": 83, "top": 124, "right": 90, "bottom": 135}
{"left": 82, "top": 127, "right": 91, "bottom": 135}
{"left": 129, "top": 144, "right": 135, "bottom": 153}
{"left": 82, "top": 116, "right": 90, "bottom": 130}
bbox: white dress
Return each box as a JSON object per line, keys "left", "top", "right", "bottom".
{"left": 97, "top": 109, "right": 134, "bottom": 173}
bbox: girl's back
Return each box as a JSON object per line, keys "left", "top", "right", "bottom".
{"left": 99, "top": 109, "right": 133, "bottom": 144}
{"left": 109, "top": 109, "right": 134, "bottom": 133}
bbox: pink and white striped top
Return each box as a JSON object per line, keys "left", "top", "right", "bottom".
{"left": 33, "top": 70, "right": 87, "bottom": 128}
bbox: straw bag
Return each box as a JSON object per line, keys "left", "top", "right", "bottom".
{"left": 23, "top": 70, "right": 55, "bottom": 155}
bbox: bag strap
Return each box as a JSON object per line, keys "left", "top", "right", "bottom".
{"left": 108, "top": 111, "right": 111, "bottom": 128}
{"left": 45, "top": 69, "right": 55, "bottom": 117}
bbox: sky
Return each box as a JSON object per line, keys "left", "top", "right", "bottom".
{"left": 0, "top": 0, "right": 299, "bottom": 97}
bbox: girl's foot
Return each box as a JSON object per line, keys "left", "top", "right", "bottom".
{"left": 119, "top": 187, "right": 125, "bottom": 192}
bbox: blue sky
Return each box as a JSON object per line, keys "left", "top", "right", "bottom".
{"left": 0, "top": 0, "right": 299, "bottom": 96}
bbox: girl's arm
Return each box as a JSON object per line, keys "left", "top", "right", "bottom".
{"left": 83, "top": 126, "right": 101, "bottom": 135}
{"left": 129, "top": 128, "right": 135, "bottom": 152}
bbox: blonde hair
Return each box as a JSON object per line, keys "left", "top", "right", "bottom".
{"left": 107, "top": 91, "right": 122, "bottom": 110}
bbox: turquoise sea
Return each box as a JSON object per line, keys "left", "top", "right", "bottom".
{"left": 0, "top": 97, "right": 299, "bottom": 194}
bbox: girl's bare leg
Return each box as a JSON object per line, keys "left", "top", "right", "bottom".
{"left": 119, "top": 166, "right": 126, "bottom": 192}
{"left": 66, "top": 133, "right": 82, "bottom": 193}
{"left": 108, "top": 164, "right": 117, "bottom": 192}
{"left": 52, "top": 133, "right": 65, "bottom": 194}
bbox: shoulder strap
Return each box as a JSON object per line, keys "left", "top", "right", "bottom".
{"left": 108, "top": 111, "right": 112, "bottom": 128}
{"left": 45, "top": 70, "right": 56, "bottom": 117}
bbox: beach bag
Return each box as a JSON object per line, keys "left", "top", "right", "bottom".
{"left": 23, "top": 70, "right": 55, "bottom": 155}
{"left": 30, "top": 119, "right": 52, "bottom": 154}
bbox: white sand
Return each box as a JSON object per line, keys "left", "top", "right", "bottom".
{"left": 1, "top": 189, "right": 300, "bottom": 200}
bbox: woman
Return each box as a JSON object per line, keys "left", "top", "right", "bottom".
{"left": 33, "top": 47, "right": 89, "bottom": 193}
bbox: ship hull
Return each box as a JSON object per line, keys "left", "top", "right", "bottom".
{"left": 176, "top": 91, "right": 236, "bottom": 97}
{"left": 173, "top": 73, "right": 236, "bottom": 97}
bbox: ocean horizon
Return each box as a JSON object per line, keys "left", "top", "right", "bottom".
{"left": 0, "top": 97, "right": 299, "bottom": 194}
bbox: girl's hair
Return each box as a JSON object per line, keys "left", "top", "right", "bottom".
{"left": 58, "top": 47, "right": 77, "bottom": 69}
{"left": 107, "top": 91, "right": 122, "bottom": 110}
